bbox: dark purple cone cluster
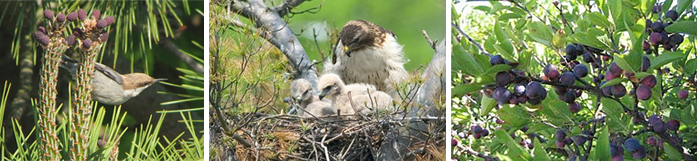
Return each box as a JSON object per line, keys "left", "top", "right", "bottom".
{"left": 489, "top": 54, "right": 546, "bottom": 105}
{"left": 67, "top": 12, "right": 78, "bottom": 22}
{"left": 37, "top": 8, "right": 113, "bottom": 49}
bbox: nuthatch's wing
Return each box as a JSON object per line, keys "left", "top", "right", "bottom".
{"left": 94, "top": 62, "right": 124, "bottom": 85}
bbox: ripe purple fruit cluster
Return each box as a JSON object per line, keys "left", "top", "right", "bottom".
{"left": 469, "top": 125, "right": 489, "bottom": 139}
{"left": 624, "top": 138, "right": 646, "bottom": 159}
{"left": 610, "top": 143, "right": 624, "bottom": 161}
{"left": 646, "top": 115, "right": 680, "bottom": 133}
{"left": 490, "top": 55, "right": 548, "bottom": 105}
{"left": 545, "top": 62, "right": 588, "bottom": 112}
{"left": 645, "top": 4, "right": 683, "bottom": 52}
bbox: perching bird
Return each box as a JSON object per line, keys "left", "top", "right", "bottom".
{"left": 60, "top": 55, "right": 166, "bottom": 105}
{"left": 324, "top": 20, "right": 409, "bottom": 97}
{"left": 317, "top": 74, "right": 393, "bottom": 117}
{"left": 290, "top": 79, "right": 336, "bottom": 117}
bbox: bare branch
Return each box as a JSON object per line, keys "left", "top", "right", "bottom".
{"left": 452, "top": 22, "right": 493, "bottom": 57}
{"left": 273, "top": 0, "right": 307, "bottom": 17}
{"left": 229, "top": 0, "right": 319, "bottom": 90}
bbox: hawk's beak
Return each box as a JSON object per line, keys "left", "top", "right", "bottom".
{"left": 344, "top": 46, "right": 352, "bottom": 57}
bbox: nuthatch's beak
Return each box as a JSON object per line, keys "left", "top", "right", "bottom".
{"left": 154, "top": 78, "right": 168, "bottom": 82}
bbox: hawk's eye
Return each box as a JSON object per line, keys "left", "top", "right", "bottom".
{"left": 351, "top": 37, "right": 359, "bottom": 43}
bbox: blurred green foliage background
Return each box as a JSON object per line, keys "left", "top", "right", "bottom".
{"left": 287, "top": 0, "right": 446, "bottom": 71}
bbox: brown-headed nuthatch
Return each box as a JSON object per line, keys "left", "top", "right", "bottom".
{"left": 61, "top": 55, "right": 166, "bottom": 105}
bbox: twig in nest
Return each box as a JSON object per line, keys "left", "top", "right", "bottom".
{"left": 422, "top": 30, "right": 437, "bottom": 50}
{"left": 347, "top": 91, "right": 368, "bottom": 120}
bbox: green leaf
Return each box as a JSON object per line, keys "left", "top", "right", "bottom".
{"left": 601, "top": 98, "right": 630, "bottom": 131}
{"left": 498, "top": 106, "right": 531, "bottom": 129}
{"left": 650, "top": 51, "right": 683, "bottom": 70}
{"left": 665, "top": 21, "right": 697, "bottom": 35}
{"left": 485, "top": 64, "right": 513, "bottom": 76}
{"left": 613, "top": 55, "right": 636, "bottom": 73}
{"left": 676, "top": 0, "right": 694, "bottom": 15}
{"left": 685, "top": 59, "right": 697, "bottom": 74}
{"left": 481, "top": 97, "right": 497, "bottom": 116}
{"left": 601, "top": 78, "right": 628, "bottom": 88}
{"left": 540, "top": 99, "right": 574, "bottom": 125}
{"left": 586, "top": 12, "right": 613, "bottom": 29}
{"left": 453, "top": 45, "right": 485, "bottom": 76}
{"left": 532, "top": 139, "right": 551, "bottom": 161}
{"left": 591, "top": 126, "right": 611, "bottom": 160}
{"left": 452, "top": 82, "right": 486, "bottom": 97}
{"left": 494, "top": 129, "right": 529, "bottom": 159}
{"left": 607, "top": 0, "right": 622, "bottom": 26}
{"left": 527, "top": 21, "right": 553, "bottom": 46}
{"left": 664, "top": 142, "right": 684, "bottom": 160}
{"left": 568, "top": 31, "right": 609, "bottom": 51}
{"left": 474, "top": 6, "right": 492, "bottom": 13}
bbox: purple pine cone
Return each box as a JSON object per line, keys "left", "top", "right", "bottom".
{"left": 44, "top": 10, "right": 54, "bottom": 20}
{"left": 92, "top": 9, "right": 101, "bottom": 20}
{"left": 67, "top": 12, "right": 78, "bottom": 21}
{"left": 78, "top": 9, "right": 87, "bottom": 20}
{"left": 56, "top": 13, "right": 66, "bottom": 23}
{"left": 82, "top": 39, "right": 92, "bottom": 49}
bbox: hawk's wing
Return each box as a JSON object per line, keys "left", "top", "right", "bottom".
{"left": 331, "top": 39, "right": 342, "bottom": 64}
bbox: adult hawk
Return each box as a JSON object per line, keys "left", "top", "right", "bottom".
{"left": 324, "top": 20, "right": 408, "bottom": 97}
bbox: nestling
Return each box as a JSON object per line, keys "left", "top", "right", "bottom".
{"left": 289, "top": 79, "right": 336, "bottom": 117}
{"left": 317, "top": 74, "right": 393, "bottom": 117}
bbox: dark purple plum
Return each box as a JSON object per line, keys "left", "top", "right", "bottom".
{"left": 611, "top": 84, "right": 627, "bottom": 97}
{"left": 560, "top": 71, "right": 575, "bottom": 86}
{"left": 636, "top": 84, "right": 652, "bottom": 100}
{"left": 569, "top": 102, "right": 581, "bottom": 113}
{"left": 667, "top": 119, "right": 680, "bottom": 131}
{"left": 641, "top": 56, "right": 650, "bottom": 72}
{"left": 665, "top": 10, "right": 678, "bottom": 21}
{"left": 544, "top": 64, "right": 560, "bottom": 81}
{"left": 640, "top": 75, "right": 657, "bottom": 88}
{"left": 555, "top": 130, "right": 566, "bottom": 141}
{"left": 573, "top": 64, "right": 588, "bottom": 78}
{"left": 525, "top": 81, "right": 547, "bottom": 100}
{"left": 669, "top": 34, "right": 684, "bottom": 46}
{"left": 490, "top": 55, "right": 505, "bottom": 65}
{"left": 624, "top": 138, "right": 641, "bottom": 152}
{"left": 609, "top": 62, "right": 622, "bottom": 76}
{"left": 649, "top": 32, "right": 662, "bottom": 45}
{"left": 632, "top": 146, "right": 646, "bottom": 159}
{"left": 678, "top": 90, "right": 688, "bottom": 99}
{"left": 650, "top": 22, "right": 664, "bottom": 33}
